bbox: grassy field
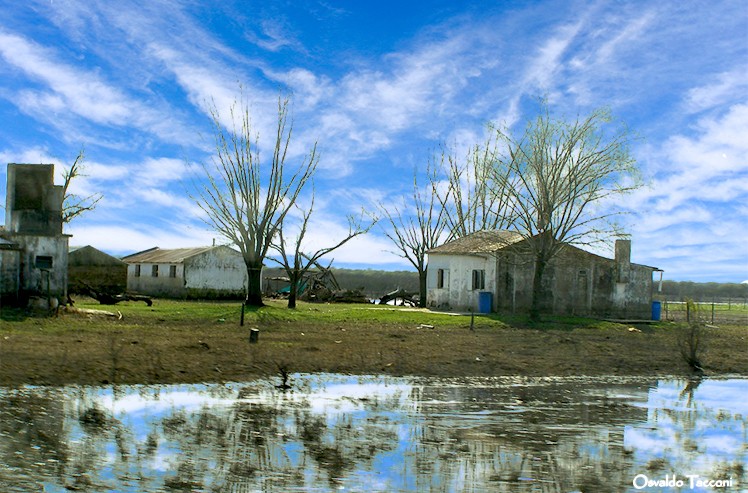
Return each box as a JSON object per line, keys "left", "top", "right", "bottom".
{"left": 1, "top": 298, "right": 746, "bottom": 386}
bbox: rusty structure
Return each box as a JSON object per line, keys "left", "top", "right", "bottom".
{"left": 0, "top": 164, "right": 70, "bottom": 306}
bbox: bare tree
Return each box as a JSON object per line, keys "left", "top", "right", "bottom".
{"left": 270, "top": 191, "right": 373, "bottom": 308}
{"left": 434, "top": 136, "right": 517, "bottom": 240}
{"left": 495, "top": 105, "right": 641, "bottom": 321}
{"left": 61, "top": 149, "right": 103, "bottom": 224}
{"left": 379, "top": 159, "right": 448, "bottom": 307}
{"left": 192, "top": 96, "right": 317, "bottom": 306}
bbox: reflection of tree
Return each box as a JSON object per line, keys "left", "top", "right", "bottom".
{"left": 220, "top": 402, "right": 291, "bottom": 489}
{"left": 0, "top": 391, "right": 69, "bottom": 489}
{"left": 6, "top": 377, "right": 738, "bottom": 492}
{"left": 679, "top": 377, "right": 703, "bottom": 408}
{"left": 409, "top": 380, "right": 645, "bottom": 492}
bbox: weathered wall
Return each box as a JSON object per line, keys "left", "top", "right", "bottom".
{"left": 0, "top": 248, "right": 21, "bottom": 304}
{"left": 126, "top": 246, "right": 246, "bottom": 298}
{"left": 127, "top": 262, "right": 185, "bottom": 297}
{"left": 13, "top": 234, "right": 69, "bottom": 299}
{"left": 427, "top": 253, "right": 495, "bottom": 311}
{"left": 184, "top": 246, "right": 246, "bottom": 298}
{"left": 3, "top": 164, "right": 69, "bottom": 305}
{"left": 428, "top": 243, "right": 655, "bottom": 318}
{"left": 5, "top": 164, "right": 63, "bottom": 235}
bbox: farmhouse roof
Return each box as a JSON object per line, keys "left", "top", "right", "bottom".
{"left": 428, "top": 229, "right": 525, "bottom": 254}
{"left": 122, "top": 246, "right": 222, "bottom": 264}
{"left": 69, "top": 245, "right": 126, "bottom": 266}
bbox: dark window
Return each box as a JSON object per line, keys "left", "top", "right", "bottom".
{"left": 170, "top": 265, "right": 177, "bottom": 278}
{"left": 472, "top": 269, "right": 485, "bottom": 290}
{"left": 134, "top": 265, "right": 141, "bottom": 277}
{"left": 35, "top": 255, "right": 53, "bottom": 269}
{"left": 437, "top": 269, "right": 445, "bottom": 289}
{"left": 152, "top": 265, "right": 159, "bottom": 277}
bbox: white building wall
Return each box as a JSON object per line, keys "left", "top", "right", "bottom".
{"left": 184, "top": 247, "right": 246, "bottom": 295}
{"left": 127, "top": 263, "right": 184, "bottom": 296}
{"left": 427, "top": 253, "right": 495, "bottom": 312}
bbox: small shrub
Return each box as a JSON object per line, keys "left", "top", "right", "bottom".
{"left": 677, "top": 301, "right": 706, "bottom": 372}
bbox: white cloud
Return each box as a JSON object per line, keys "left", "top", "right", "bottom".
{"left": 686, "top": 69, "right": 748, "bottom": 113}
{"left": 0, "top": 30, "right": 196, "bottom": 147}
{"left": 66, "top": 224, "right": 214, "bottom": 254}
{"left": 630, "top": 100, "right": 748, "bottom": 281}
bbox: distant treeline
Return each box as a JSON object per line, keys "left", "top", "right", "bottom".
{"left": 263, "top": 267, "right": 419, "bottom": 297}
{"left": 659, "top": 281, "right": 748, "bottom": 301}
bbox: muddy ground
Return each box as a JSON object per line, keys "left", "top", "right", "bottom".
{"left": 0, "top": 304, "right": 746, "bottom": 386}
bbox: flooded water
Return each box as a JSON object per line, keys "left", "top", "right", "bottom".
{"left": 0, "top": 375, "right": 745, "bottom": 492}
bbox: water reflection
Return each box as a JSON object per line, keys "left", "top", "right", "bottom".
{"left": 0, "top": 375, "right": 745, "bottom": 492}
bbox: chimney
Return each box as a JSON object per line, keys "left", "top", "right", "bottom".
{"left": 615, "top": 239, "right": 631, "bottom": 283}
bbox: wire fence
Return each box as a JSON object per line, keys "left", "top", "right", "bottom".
{"left": 659, "top": 298, "right": 748, "bottom": 325}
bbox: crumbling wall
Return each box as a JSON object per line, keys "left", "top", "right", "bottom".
{"left": 5, "top": 164, "right": 63, "bottom": 235}
{"left": 0, "top": 247, "right": 21, "bottom": 305}
{"left": 13, "top": 234, "right": 69, "bottom": 300}
{"left": 3, "top": 164, "right": 69, "bottom": 303}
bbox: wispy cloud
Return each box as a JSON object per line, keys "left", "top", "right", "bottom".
{"left": 1, "top": 0, "right": 745, "bottom": 279}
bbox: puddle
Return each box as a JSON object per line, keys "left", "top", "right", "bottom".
{"left": 0, "top": 375, "right": 745, "bottom": 492}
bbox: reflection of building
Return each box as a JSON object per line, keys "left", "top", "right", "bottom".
{"left": 123, "top": 246, "right": 247, "bottom": 298}
{"left": 427, "top": 230, "right": 661, "bottom": 318}
{"left": 0, "top": 164, "right": 70, "bottom": 305}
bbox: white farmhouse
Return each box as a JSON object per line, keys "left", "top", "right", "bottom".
{"left": 427, "top": 230, "right": 661, "bottom": 319}
{"left": 123, "top": 246, "right": 247, "bottom": 299}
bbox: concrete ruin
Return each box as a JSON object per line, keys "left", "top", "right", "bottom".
{"left": 0, "top": 164, "right": 70, "bottom": 306}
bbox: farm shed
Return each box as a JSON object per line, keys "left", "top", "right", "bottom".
{"left": 427, "top": 230, "right": 660, "bottom": 319}
{"left": 123, "top": 245, "right": 247, "bottom": 299}
{"left": 68, "top": 245, "right": 127, "bottom": 295}
{"left": 1, "top": 163, "right": 69, "bottom": 306}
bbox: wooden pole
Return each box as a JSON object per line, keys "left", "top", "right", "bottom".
{"left": 249, "top": 328, "right": 259, "bottom": 343}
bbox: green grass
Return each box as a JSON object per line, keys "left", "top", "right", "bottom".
{"left": 1, "top": 297, "right": 626, "bottom": 333}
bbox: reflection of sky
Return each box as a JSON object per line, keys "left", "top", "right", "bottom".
{"left": 624, "top": 379, "right": 748, "bottom": 482}
{"left": 2, "top": 376, "right": 746, "bottom": 492}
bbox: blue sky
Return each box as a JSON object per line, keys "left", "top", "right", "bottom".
{"left": 0, "top": 0, "right": 746, "bottom": 282}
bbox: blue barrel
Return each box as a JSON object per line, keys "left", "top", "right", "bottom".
{"left": 478, "top": 291, "right": 493, "bottom": 314}
{"left": 651, "top": 301, "right": 662, "bottom": 321}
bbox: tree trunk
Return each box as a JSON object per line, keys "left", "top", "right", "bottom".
{"left": 246, "top": 265, "right": 264, "bottom": 307}
{"left": 418, "top": 268, "right": 427, "bottom": 308}
{"left": 287, "top": 271, "right": 299, "bottom": 309}
{"left": 530, "top": 255, "right": 547, "bottom": 322}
